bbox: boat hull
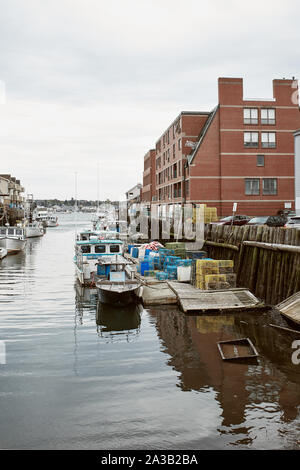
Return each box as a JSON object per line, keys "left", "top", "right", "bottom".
{"left": 46, "top": 220, "right": 58, "bottom": 227}
{"left": 97, "top": 287, "right": 140, "bottom": 306}
{"left": 0, "top": 237, "right": 27, "bottom": 254}
{"left": 25, "top": 226, "right": 44, "bottom": 238}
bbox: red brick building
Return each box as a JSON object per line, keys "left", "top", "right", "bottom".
{"left": 154, "top": 112, "right": 210, "bottom": 204}
{"left": 141, "top": 149, "right": 156, "bottom": 203}
{"left": 186, "top": 77, "right": 300, "bottom": 216}
{"left": 147, "top": 77, "right": 300, "bottom": 216}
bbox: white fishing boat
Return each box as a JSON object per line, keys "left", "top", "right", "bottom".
{"left": 74, "top": 238, "right": 125, "bottom": 286}
{"left": 0, "top": 226, "right": 27, "bottom": 254}
{"left": 33, "top": 208, "right": 49, "bottom": 226}
{"left": 33, "top": 208, "right": 58, "bottom": 227}
{"left": 46, "top": 214, "right": 58, "bottom": 227}
{"left": 96, "top": 255, "right": 141, "bottom": 306}
{"left": 24, "top": 220, "right": 44, "bottom": 238}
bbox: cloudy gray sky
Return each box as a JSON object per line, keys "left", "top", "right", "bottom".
{"left": 0, "top": 0, "right": 299, "bottom": 200}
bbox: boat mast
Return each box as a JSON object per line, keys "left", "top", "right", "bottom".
{"left": 97, "top": 160, "right": 100, "bottom": 213}
{"left": 75, "top": 172, "right": 78, "bottom": 239}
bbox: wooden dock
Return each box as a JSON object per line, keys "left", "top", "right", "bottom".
{"left": 141, "top": 282, "right": 178, "bottom": 306}
{"left": 167, "top": 281, "right": 262, "bottom": 314}
{"left": 276, "top": 292, "right": 300, "bottom": 326}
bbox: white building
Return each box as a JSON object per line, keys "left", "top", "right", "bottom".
{"left": 125, "top": 183, "right": 142, "bottom": 203}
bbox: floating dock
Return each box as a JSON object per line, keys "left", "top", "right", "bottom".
{"left": 167, "top": 281, "right": 262, "bottom": 314}
{"left": 141, "top": 282, "right": 177, "bottom": 306}
{"left": 275, "top": 292, "right": 300, "bottom": 326}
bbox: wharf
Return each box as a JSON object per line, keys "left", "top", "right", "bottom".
{"left": 124, "top": 251, "right": 264, "bottom": 313}
{"left": 167, "top": 281, "right": 263, "bottom": 314}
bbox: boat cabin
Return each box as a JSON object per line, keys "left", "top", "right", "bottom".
{"left": 77, "top": 230, "right": 119, "bottom": 241}
{"left": 0, "top": 227, "right": 25, "bottom": 239}
{"left": 75, "top": 239, "right": 124, "bottom": 258}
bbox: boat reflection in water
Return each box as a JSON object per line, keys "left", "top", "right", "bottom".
{"left": 96, "top": 301, "right": 142, "bottom": 342}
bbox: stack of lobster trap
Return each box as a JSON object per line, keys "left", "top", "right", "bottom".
{"left": 193, "top": 259, "right": 236, "bottom": 290}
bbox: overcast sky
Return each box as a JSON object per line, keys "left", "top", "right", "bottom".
{"left": 0, "top": 0, "right": 299, "bottom": 201}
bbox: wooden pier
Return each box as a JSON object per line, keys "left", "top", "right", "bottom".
{"left": 167, "top": 281, "right": 262, "bottom": 314}
{"left": 203, "top": 224, "right": 300, "bottom": 305}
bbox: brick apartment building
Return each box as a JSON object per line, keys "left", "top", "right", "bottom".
{"left": 141, "top": 149, "right": 156, "bottom": 203}
{"left": 151, "top": 111, "right": 210, "bottom": 203}
{"left": 142, "top": 77, "right": 300, "bottom": 216}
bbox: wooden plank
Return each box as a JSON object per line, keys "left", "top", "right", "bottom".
{"left": 141, "top": 283, "right": 177, "bottom": 306}
{"left": 269, "top": 324, "right": 300, "bottom": 335}
{"left": 167, "top": 281, "right": 261, "bottom": 313}
{"left": 275, "top": 292, "right": 300, "bottom": 326}
{"left": 243, "top": 241, "right": 300, "bottom": 254}
{"left": 204, "top": 240, "right": 239, "bottom": 251}
{"left": 217, "top": 338, "right": 259, "bottom": 361}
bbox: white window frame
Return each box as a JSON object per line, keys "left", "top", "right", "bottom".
{"left": 263, "top": 178, "right": 277, "bottom": 195}
{"left": 244, "top": 132, "right": 259, "bottom": 148}
{"left": 245, "top": 178, "right": 260, "bottom": 195}
{"left": 261, "top": 108, "right": 275, "bottom": 125}
{"left": 261, "top": 132, "right": 276, "bottom": 148}
{"left": 243, "top": 108, "right": 258, "bottom": 125}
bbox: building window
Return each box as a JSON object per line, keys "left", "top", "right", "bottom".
{"left": 257, "top": 155, "right": 265, "bottom": 167}
{"left": 263, "top": 178, "right": 277, "bottom": 195}
{"left": 245, "top": 178, "right": 260, "bottom": 195}
{"left": 178, "top": 138, "right": 181, "bottom": 150}
{"left": 243, "top": 108, "right": 258, "bottom": 125}
{"left": 261, "top": 108, "right": 275, "bottom": 125}
{"left": 173, "top": 143, "right": 175, "bottom": 158}
{"left": 261, "top": 132, "right": 276, "bottom": 148}
{"left": 244, "top": 132, "right": 258, "bottom": 148}
{"left": 173, "top": 163, "right": 177, "bottom": 178}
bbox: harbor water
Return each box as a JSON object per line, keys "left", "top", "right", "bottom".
{"left": 0, "top": 213, "right": 299, "bottom": 450}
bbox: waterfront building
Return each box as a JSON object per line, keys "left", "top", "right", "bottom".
{"left": 125, "top": 183, "right": 142, "bottom": 204}
{"left": 154, "top": 112, "right": 209, "bottom": 206}
{"left": 150, "top": 77, "right": 300, "bottom": 216}
{"left": 141, "top": 149, "right": 156, "bottom": 204}
{"left": 0, "top": 174, "right": 25, "bottom": 223}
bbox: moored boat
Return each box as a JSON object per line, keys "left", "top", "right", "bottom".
{"left": 0, "top": 226, "right": 27, "bottom": 254}
{"left": 46, "top": 214, "right": 58, "bottom": 227}
{"left": 74, "top": 238, "right": 125, "bottom": 286}
{"left": 96, "top": 255, "right": 141, "bottom": 306}
{"left": 24, "top": 220, "right": 44, "bottom": 238}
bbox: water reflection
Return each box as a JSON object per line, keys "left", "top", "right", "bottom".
{"left": 96, "top": 302, "right": 142, "bottom": 342}
{"left": 147, "top": 307, "right": 300, "bottom": 448}
{"left": 74, "top": 284, "right": 142, "bottom": 342}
